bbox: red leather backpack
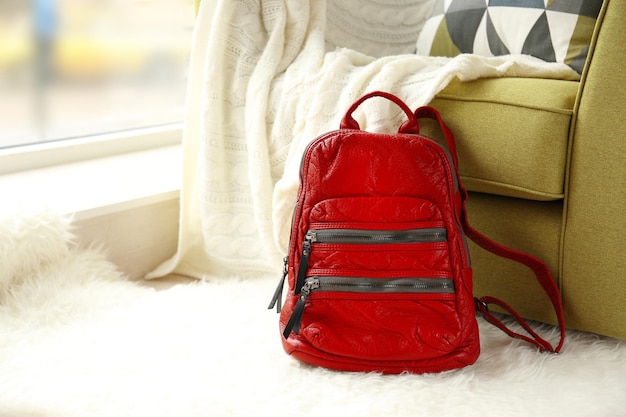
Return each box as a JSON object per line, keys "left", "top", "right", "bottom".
{"left": 269, "top": 91, "right": 565, "bottom": 374}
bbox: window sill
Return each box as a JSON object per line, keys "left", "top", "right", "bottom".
{"left": 0, "top": 144, "right": 182, "bottom": 279}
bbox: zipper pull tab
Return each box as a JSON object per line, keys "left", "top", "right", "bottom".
{"left": 294, "top": 232, "right": 316, "bottom": 293}
{"left": 268, "top": 257, "right": 289, "bottom": 313}
{"left": 282, "top": 278, "right": 319, "bottom": 339}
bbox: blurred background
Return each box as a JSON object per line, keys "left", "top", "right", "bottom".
{"left": 0, "top": 0, "right": 194, "bottom": 149}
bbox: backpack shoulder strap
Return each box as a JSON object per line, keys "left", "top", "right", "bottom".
{"left": 415, "top": 106, "right": 566, "bottom": 353}
{"left": 461, "top": 202, "right": 566, "bottom": 353}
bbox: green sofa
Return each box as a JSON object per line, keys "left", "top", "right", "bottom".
{"left": 421, "top": 0, "right": 625, "bottom": 340}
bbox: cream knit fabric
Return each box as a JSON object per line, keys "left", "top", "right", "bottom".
{"left": 148, "top": 0, "right": 578, "bottom": 280}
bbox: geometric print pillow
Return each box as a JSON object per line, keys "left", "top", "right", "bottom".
{"left": 416, "top": 0, "right": 604, "bottom": 74}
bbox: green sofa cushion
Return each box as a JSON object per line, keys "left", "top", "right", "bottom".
{"left": 422, "top": 77, "right": 578, "bottom": 201}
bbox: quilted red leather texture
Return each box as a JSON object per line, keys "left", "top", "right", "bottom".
{"left": 271, "top": 91, "right": 565, "bottom": 374}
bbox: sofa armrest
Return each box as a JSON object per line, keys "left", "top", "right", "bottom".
{"left": 563, "top": 0, "right": 626, "bottom": 339}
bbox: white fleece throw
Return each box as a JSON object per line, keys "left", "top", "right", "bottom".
{"left": 1, "top": 212, "right": 626, "bottom": 417}
{"left": 148, "top": 0, "right": 580, "bottom": 280}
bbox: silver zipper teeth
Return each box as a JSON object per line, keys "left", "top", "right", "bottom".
{"left": 306, "top": 277, "right": 455, "bottom": 294}
{"left": 306, "top": 228, "right": 447, "bottom": 244}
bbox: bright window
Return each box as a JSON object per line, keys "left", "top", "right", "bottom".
{"left": 0, "top": 0, "right": 194, "bottom": 150}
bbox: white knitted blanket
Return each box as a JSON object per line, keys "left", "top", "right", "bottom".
{"left": 149, "top": 0, "right": 579, "bottom": 280}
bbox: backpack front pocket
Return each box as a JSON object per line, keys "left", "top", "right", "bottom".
{"left": 291, "top": 276, "right": 460, "bottom": 361}
{"left": 281, "top": 196, "right": 464, "bottom": 361}
{"left": 305, "top": 227, "right": 451, "bottom": 273}
{"left": 283, "top": 225, "right": 463, "bottom": 360}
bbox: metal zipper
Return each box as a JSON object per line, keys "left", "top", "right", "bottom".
{"left": 306, "top": 276, "right": 454, "bottom": 294}
{"left": 306, "top": 228, "right": 447, "bottom": 244}
{"left": 283, "top": 276, "right": 454, "bottom": 339}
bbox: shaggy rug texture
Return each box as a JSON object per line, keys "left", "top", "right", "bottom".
{"left": 1, "top": 213, "right": 626, "bottom": 417}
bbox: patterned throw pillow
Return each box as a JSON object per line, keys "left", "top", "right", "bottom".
{"left": 416, "top": 0, "right": 603, "bottom": 74}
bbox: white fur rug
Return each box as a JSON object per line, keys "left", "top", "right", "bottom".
{"left": 1, "top": 213, "right": 626, "bottom": 417}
